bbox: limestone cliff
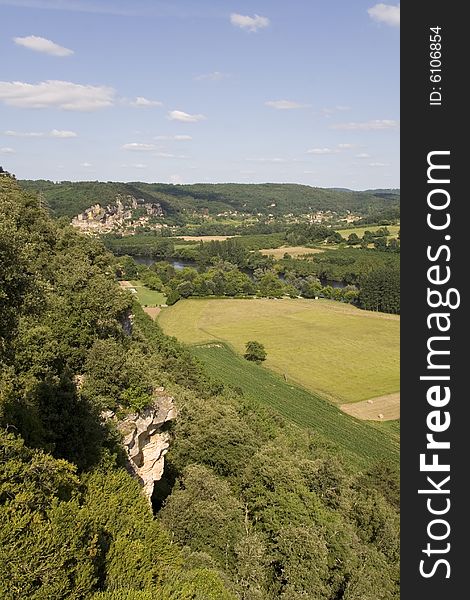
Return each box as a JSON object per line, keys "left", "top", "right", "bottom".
{"left": 103, "top": 391, "right": 176, "bottom": 503}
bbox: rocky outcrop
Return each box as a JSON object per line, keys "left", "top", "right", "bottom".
{"left": 104, "top": 392, "right": 176, "bottom": 503}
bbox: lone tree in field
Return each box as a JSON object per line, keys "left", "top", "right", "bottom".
{"left": 244, "top": 341, "right": 267, "bottom": 363}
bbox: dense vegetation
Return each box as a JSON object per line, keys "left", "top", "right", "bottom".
{"left": 1, "top": 176, "right": 399, "bottom": 598}
{"left": 192, "top": 343, "right": 399, "bottom": 467}
{"left": 20, "top": 179, "right": 400, "bottom": 220}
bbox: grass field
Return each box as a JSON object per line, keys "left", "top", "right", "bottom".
{"left": 260, "top": 246, "right": 325, "bottom": 258}
{"left": 158, "top": 298, "right": 399, "bottom": 404}
{"left": 336, "top": 224, "right": 400, "bottom": 239}
{"left": 129, "top": 281, "right": 166, "bottom": 306}
{"left": 192, "top": 344, "right": 399, "bottom": 467}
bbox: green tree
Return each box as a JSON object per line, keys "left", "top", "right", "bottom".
{"left": 347, "top": 232, "right": 360, "bottom": 245}
{"left": 244, "top": 341, "right": 267, "bottom": 363}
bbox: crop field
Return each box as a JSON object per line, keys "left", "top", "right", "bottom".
{"left": 158, "top": 298, "right": 399, "bottom": 404}
{"left": 192, "top": 344, "right": 399, "bottom": 467}
{"left": 336, "top": 224, "right": 400, "bottom": 239}
{"left": 340, "top": 392, "right": 400, "bottom": 421}
{"left": 260, "top": 246, "right": 325, "bottom": 258}
{"left": 173, "top": 235, "right": 237, "bottom": 241}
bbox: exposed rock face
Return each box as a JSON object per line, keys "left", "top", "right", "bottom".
{"left": 105, "top": 393, "right": 176, "bottom": 503}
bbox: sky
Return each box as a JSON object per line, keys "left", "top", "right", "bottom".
{"left": 0, "top": 0, "right": 399, "bottom": 189}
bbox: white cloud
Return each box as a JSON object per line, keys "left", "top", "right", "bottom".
{"left": 130, "top": 96, "right": 163, "bottom": 108}
{"left": 194, "top": 71, "right": 230, "bottom": 81}
{"left": 368, "top": 3, "right": 400, "bottom": 27}
{"left": 230, "top": 13, "right": 270, "bottom": 32}
{"left": 49, "top": 129, "right": 77, "bottom": 138}
{"left": 4, "top": 130, "right": 43, "bottom": 137}
{"left": 168, "top": 110, "right": 206, "bottom": 122}
{"left": 0, "top": 147, "right": 16, "bottom": 154}
{"left": 321, "top": 106, "right": 351, "bottom": 117}
{"left": 0, "top": 79, "right": 115, "bottom": 110}
{"left": 80, "top": 162, "right": 92, "bottom": 167}
{"left": 154, "top": 152, "right": 187, "bottom": 159}
{"left": 13, "top": 35, "right": 74, "bottom": 56}
{"left": 121, "top": 142, "right": 155, "bottom": 151}
{"left": 3, "top": 128, "right": 77, "bottom": 138}
{"left": 368, "top": 162, "right": 389, "bottom": 167}
{"left": 337, "top": 143, "right": 356, "bottom": 149}
{"left": 170, "top": 174, "right": 184, "bottom": 184}
{"left": 265, "top": 100, "right": 309, "bottom": 110}
{"left": 154, "top": 134, "right": 192, "bottom": 141}
{"left": 331, "top": 119, "right": 399, "bottom": 130}
{"left": 246, "top": 157, "right": 287, "bottom": 163}
{"left": 121, "top": 163, "right": 148, "bottom": 169}
{"left": 307, "top": 148, "right": 338, "bottom": 155}
{"left": 355, "top": 152, "right": 371, "bottom": 158}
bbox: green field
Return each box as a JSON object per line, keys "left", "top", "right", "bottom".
{"left": 192, "top": 344, "right": 398, "bottom": 467}
{"left": 130, "top": 281, "right": 166, "bottom": 306}
{"left": 337, "top": 224, "right": 400, "bottom": 239}
{"left": 158, "top": 298, "right": 399, "bottom": 404}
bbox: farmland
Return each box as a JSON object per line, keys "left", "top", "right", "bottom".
{"left": 192, "top": 344, "right": 399, "bottom": 467}
{"left": 337, "top": 224, "right": 400, "bottom": 239}
{"left": 158, "top": 297, "right": 399, "bottom": 404}
{"left": 259, "top": 246, "right": 325, "bottom": 258}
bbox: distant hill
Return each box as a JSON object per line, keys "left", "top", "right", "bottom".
{"left": 20, "top": 180, "right": 400, "bottom": 220}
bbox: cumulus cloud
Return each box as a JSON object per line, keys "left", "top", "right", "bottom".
{"left": 369, "top": 161, "right": 389, "bottom": 167}
{"left": 307, "top": 148, "right": 338, "bottom": 155}
{"left": 337, "top": 143, "right": 356, "bottom": 149}
{"left": 121, "top": 142, "right": 156, "bottom": 151}
{"left": 4, "top": 128, "right": 77, "bottom": 138}
{"left": 265, "top": 100, "right": 309, "bottom": 110}
{"left": 130, "top": 96, "right": 163, "bottom": 108}
{"left": 194, "top": 71, "right": 230, "bottom": 81}
{"left": 331, "top": 119, "right": 399, "bottom": 131}
{"left": 355, "top": 152, "right": 371, "bottom": 158}
{"left": 49, "top": 129, "right": 77, "bottom": 138}
{"left": 368, "top": 3, "right": 400, "bottom": 27}
{"left": 0, "top": 147, "right": 16, "bottom": 154}
{"left": 230, "top": 13, "right": 270, "bottom": 32}
{"left": 0, "top": 80, "right": 115, "bottom": 110}
{"left": 168, "top": 110, "right": 206, "bottom": 122}
{"left": 13, "top": 35, "right": 74, "bottom": 56}
{"left": 80, "top": 162, "right": 93, "bottom": 167}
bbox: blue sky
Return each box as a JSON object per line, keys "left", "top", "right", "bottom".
{"left": 0, "top": 0, "right": 399, "bottom": 188}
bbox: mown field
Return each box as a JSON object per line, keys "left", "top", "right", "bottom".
{"left": 158, "top": 298, "right": 399, "bottom": 404}
{"left": 129, "top": 281, "right": 166, "bottom": 306}
{"left": 192, "top": 344, "right": 399, "bottom": 467}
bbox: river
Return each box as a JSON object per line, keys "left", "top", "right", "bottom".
{"left": 133, "top": 256, "right": 347, "bottom": 289}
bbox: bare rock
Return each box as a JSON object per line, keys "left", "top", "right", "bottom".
{"left": 104, "top": 394, "right": 176, "bottom": 504}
